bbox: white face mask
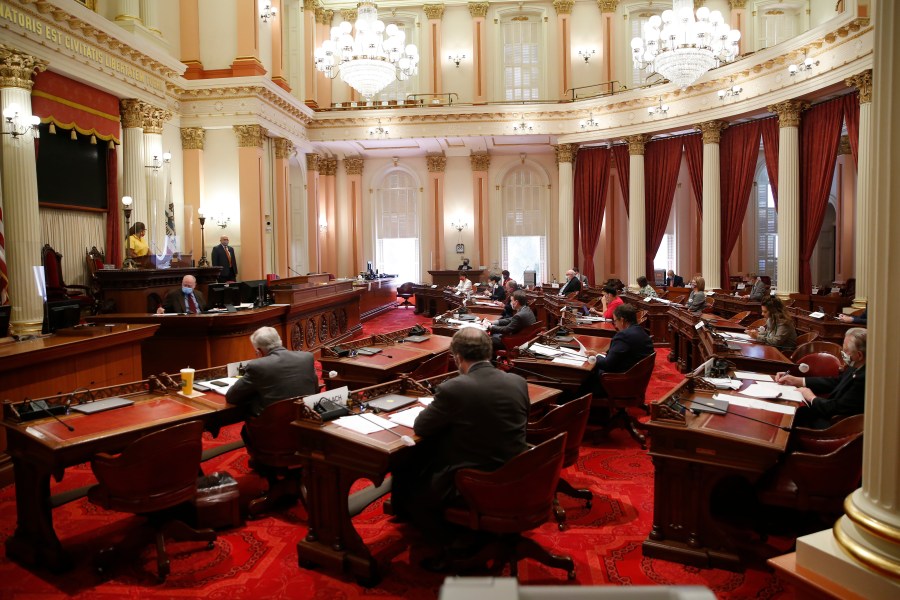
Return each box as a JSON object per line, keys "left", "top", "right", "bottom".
{"left": 842, "top": 350, "right": 855, "bottom": 368}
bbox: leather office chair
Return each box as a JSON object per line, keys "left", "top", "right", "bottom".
{"left": 406, "top": 351, "right": 451, "bottom": 380}
{"left": 526, "top": 394, "right": 592, "bottom": 530}
{"left": 87, "top": 420, "right": 216, "bottom": 581}
{"left": 397, "top": 282, "right": 415, "bottom": 309}
{"left": 795, "top": 331, "right": 819, "bottom": 347}
{"left": 730, "top": 310, "right": 751, "bottom": 324}
{"left": 244, "top": 399, "right": 306, "bottom": 517}
{"left": 443, "top": 433, "right": 576, "bottom": 579}
{"left": 791, "top": 341, "right": 843, "bottom": 363}
{"left": 42, "top": 243, "right": 94, "bottom": 312}
{"left": 593, "top": 353, "right": 657, "bottom": 449}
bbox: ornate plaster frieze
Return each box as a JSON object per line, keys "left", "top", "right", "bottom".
{"left": 177, "top": 85, "right": 313, "bottom": 126}
{"left": 180, "top": 127, "right": 205, "bottom": 150}
{"left": 0, "top": 44, "right": 47, "bottom": 89}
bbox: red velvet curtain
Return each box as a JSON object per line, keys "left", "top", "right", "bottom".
{"left": 842, "top": 91, "right": 860, "bottom": 167}
{"left": 612, "top": 144, "right": 630, "bottom": 216}
{"left": 106, "top": 145, "right": 120, "bottom": 267}
{"left": 683, "top": 133, "right": 703, "bottom": 216}
{"left": 644, "top": 137, "right": 683, "bottom": 280}
{"left": 573, "top": 147, "right": 611, "bottom": 283}
{"left": 799, "top": 99, "right": 844, "bottom": 294}
{"left": 760, "top": 117, "right": 779, "bottom": 211}
{"left": 720, "top": 121, "right": 762, "bottom": 290}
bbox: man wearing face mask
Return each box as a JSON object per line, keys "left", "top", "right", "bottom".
{"left": 157, "top": 274, "right": 207, "bottom": 314}
{"left": 775, "top": 328, "right": 866, "bottom": 429}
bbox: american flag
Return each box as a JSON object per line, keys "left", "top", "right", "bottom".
{"left": 0, "top": 203, "right": 8, "bottom": 305}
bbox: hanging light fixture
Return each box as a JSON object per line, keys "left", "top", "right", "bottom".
{"left": 648, "top": 97, "right": 670, "bottom": 117}
{"left": 314, "top": 2, "right": 419, "bottom": 100}
{"left": 630, "top": 1, "right": 741, "bottom": 89}
{"left": 580, "top": 112, "right": 601, "bottom": 130}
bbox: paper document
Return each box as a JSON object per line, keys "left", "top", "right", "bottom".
{"left": 721, "top": 332, "right": 753, "bottom": 341}
{"left": 713, "top": 393, "right": 797, "bottom": 415}
{"left": 741, "top": 383, "right": 805, "bottom": 402}
{"left": 334, "top": 414, "right": 397, "bottom": 435}
{"left": 388, "top": 406, "right": 426, "bottom": 428}
{"left": 552, "top": 356, "right": 586, "bottom": 366}
{"left": 733, "top": 371, "right": 774, "bottom": 382}
{"left": 418, "top": 397, "right": 434, "bottom": 406}
{"left": 530, "top": 343, "right": 562, "bottom": 357}
{"left": 808, "top": 311, "right": 826, "bottom": 319}
{"left": 703, "top": 377, "right": 742, "bottom": 390}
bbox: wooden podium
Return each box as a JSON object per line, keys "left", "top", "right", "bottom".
{"left": 96, "top": 266, "right": 222, "bottom": 313}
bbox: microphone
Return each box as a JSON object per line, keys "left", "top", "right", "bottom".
{"left": 288, "top": 266, "right": 302, "bottom": 276}
{"left": 798, "top": 363, "right": 810, "bottom": 374}
{"left": 26, "top": 399, "right": 74, "bottom": 432}
{"left": 328, "top": 370, "right": 339, "bottom": 379}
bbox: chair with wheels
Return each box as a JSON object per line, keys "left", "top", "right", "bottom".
{"left": 397, "top": 282, "right": 415, "bottom": 309}
{"left": 244, "top": 399, "right": 306, "bottom": 517}
{"left": 500, "top": 321, "right": 545, "bottom": 356}
{"left": 593, "top": 353, "right": 657, "bottom": 449}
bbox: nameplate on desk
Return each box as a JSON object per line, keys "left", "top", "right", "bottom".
{"left": 302, "top": 386, "right": 349, "bottom": 410}
{"left": 808, "top": 311, "right": 826, "bottom": 319}
{"left": 551, "top": 283, "right": 559, "bottom": 289}
{"left": 695, "top": 321, "right": 705, "bottom": 330}
{"left": 431, "top": 285, "right": 438, "bottom": 288}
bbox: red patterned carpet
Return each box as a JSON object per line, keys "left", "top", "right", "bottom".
{"left": 0, "top": 305, "right": 795, "bottom": 599}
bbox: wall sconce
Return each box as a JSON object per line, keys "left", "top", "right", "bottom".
{"left": 214, "top": 214, "right": 231, "bottom": 229}
{"left": 145, "top": 151, "right": 171, "bottom": 171}
{"left": 1, "top": 104, "right": 40, "bottom": 140}
{"left": 369, "top": 122, "right": 389, "bottom": 138}
{"left": 647, "top": 97, "right": 669, "bottom": 117}
{"left": 577, "top": 48, "right": 596, "bottom": 64}
{"left": 580, "top": 112, "right": 601, "bottom": 130}
{"left": 448, "top": 53, "right": 466, "bottom": 68}
{"left": 318, "top": 216, "right": 328, "bottom": 232}
{"left": 451, "top": 219, "right": 468, "bottom": 233}
{"left": 789, "top": 54, "right": 818, "bottom": 76}
{"left": 512, "top": 116, "right": 533, "bottom": 133}
{"left": 718, "top": 81, "right": 743, "bottom": 100}
{"left": 260, "top": 2, "right": 277, "bottom": 23}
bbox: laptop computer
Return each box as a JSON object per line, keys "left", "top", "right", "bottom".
{"left": 403, "top": 335, "right": 429, "bottom": 343}
{"left": 71, "top": 397, "right": 134, "bottom": 414}
{"left": 355, "top": 347, "right": 383, "bottom": 356}
{"left": 366, "top": 394, "right": 419, "bottom": 413}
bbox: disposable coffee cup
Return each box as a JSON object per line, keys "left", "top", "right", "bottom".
{"left": 181, "top": 367, "right": 195, "bottom": 395}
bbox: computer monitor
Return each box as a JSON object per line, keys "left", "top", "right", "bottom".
{"left": 0, "top": 305, "right": 10, "bottom": 338}
{"left": 43, "top": 299, "right": 81, "bottom": 334}
{"left": 239, "top": 280, "right": 268, "bottom": 305}
{"left": 207, "top": 283, "right": 242, "bottom": 308}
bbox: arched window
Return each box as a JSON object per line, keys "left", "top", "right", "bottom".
{"left": 754, "top": 158, "right": 778, "bottom": 283}
{"left": 500, "top": 11, "right": 544, "bottom": 101}
{"left": 374, "top": 169, "right": 419, "bottom": 282}
{"left": 501, "top": 165, "right": 548, "bottom": 284}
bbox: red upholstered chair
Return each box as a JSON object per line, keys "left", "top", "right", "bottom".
{"left": 791, "top": 341, "right": 843, "bottom": 363}
{"left": 397, "top": 282, "right": 415, "bottom": 309}
{"left": 87, "top": 420, "right": 215, "bottom": 581}
{"left": 407, "top": 351, "right": 451, "bottom": 380}
{"left": 795, "top": 331, "right": 819, "bottom": 348}
{"left": 593, "top": 352, "right": 657, "bottom": 449}
{"left": 244, "top": 399, "right": 306, "bottom": 517}
{"left": 500, "top": 321, "right": 545, "bottom": 356}
{"left": 443, "top": 433, "right": 576, "bottom": 579}
{"left": 794, "top": 352, "right": 842, "bottom": 378}
{"left": 42, "top": 243, "right": 94, "bottom": 312}
{"left": 527, "top": 394, "right": 592, "bottom": 530}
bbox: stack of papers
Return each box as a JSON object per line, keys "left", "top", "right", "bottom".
{"left": 703, "top": 377, "right": 742, "bottom": 390}
{"left": 552, "top": 356, "right": 586, "bottom": 366}
{"left": 733, "top": 371, "right": 774, "bottom": 382}
{"left": 388, "top": 406, "right": 426, "bottom": 428}
{"left": 721, "top": 332, "right": 753, "bottom": 341}
{"left": 740, "top": 383, "right": 805, "bottom": 402}
{"left": 334, "top": 414, "right": 397, "bottom": 435}
{"left": 529, "top": 343, "right": 562, "bottom": 358}
{"left": 577, "top": 316, "right": 609, "bottom": 323}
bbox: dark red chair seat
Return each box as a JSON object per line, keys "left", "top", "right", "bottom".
{"left": 593, "top": 352, "right": 657, "bottom": 449}
{"left": 244, "top": 399, "right": 306, "bottom": 516}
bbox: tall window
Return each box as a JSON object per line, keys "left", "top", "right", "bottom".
{"left": 630, "top": 10, "right": 663, "bottom": 87}
{"left": 501, "top": 13, "right": 541, "bottom": 101}
{"left": 375, "top": 170, "right": 420, "bottom": 282}
{"left": 376, "top": 16, "right": 418, "bottom": 102}
{"left": 755, "top": 161, "right": 778, "bottom": 282}
{"left": 501, "top": 165, "right": 548, "bottom": 284}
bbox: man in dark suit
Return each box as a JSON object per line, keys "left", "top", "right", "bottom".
{"left": 488, "top": 290, "right": 536, "bottom": 352}
{"left": 157, "top": 274, "right": 207, "bottom": 314}
{"left": 558, "top": 269, "right": 582, "bottom": 296}
{"left": 392, "top": 327, "right": 529, "bottom": 556}
{"left": 776, "top": 328, "right": 866, "bottom": 429}
{"left": 665, "top": 269, "right": 684, "bottom": 288}
{"left": 582, "top": 304, "right": 654, "bottom": 398}
{"left": 747, "top": 273, "right": 769, "bottom": 300}
{"left": 226, "top": 326, "right": 319, "bottom": 419}
{"left": 211, "top": 235, "right": 238, "bottom": 282}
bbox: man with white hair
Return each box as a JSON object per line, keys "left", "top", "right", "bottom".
{"left": 558, "top": 269, "right": 582, "bottom": 296}
{"left": 226, "top": 326, "right": 319, "bottom": 418}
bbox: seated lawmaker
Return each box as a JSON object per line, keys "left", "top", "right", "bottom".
{"left": 225, "top": 326, "right": 319, "bottom": 419}
{"left": 558, "top": 269, "right": 582, "bottom": 296}
{"left": 747, "top": 273, "right": 769, "bottom": 301}
{"left": 665, "top": 269, "right": 684, "bottom": 288}
{"left": 590, "top": 285, "right": 623, "bottom": 320}
{"left": 488, "top": 290, "right": 536, "bottom": 352}
{"left": 496, "top": 280, "right": 519, "bottom": 322}
{"left": 685, "top": 276, "right": 707, "bottom": 313}
{"left": 582, "top": 304, "right": 654, "bottom": 397}
{"left": 747, "top": 296, "right": 797, "bottom": 352}
{"left": 487, "top": 274, "right": 506, "bottom": 302}
{"left": 637, "top": 276, "right": 658, "bottom": 298}
{"left": 391, "top": 327, "right": 529, "bottom": 547}
{"left": 454, "top": 272, "right": 473, "bottom": 294}
{"left": 838, "top": 309, "right": 867, "bottom": 325}
{"left": 157, "top": 274, "right": 206, "bottom": 314}
{"left": 457, "top": 257, "right": 472, "bottom": 271}
{"left": 775, "top": 328, "right": 866, "bottom": 429}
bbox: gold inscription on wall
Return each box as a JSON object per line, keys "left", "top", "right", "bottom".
{"left": 0, "top": 2, "right": 165, "bottom": 93}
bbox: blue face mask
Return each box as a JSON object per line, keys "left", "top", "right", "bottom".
{"left": 182, "top": 287, "right": 194, "bottom": 295}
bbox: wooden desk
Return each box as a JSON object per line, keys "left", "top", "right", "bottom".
{"left": 644, "top": 378, "right": 794, "bottom": 570}
{"left": 2, "top": 368, "right": 239, "bottom": 572}
{"left": 96, "top": 266, "right": 222, "bottom": 313}
{"left": 413, "top": 285, "right": 464, "bottom": 317}
{"left": 710, "top": 294, "right": 762, "bottom": 320}
{"left": 789, "top": 293, "right": 853, "bottom": 317}
{"left": 789, "top": 309, "right": 863, "bottom": 344}
{"left": 622, "top": 293, "right": 674, "bottom": 345}
{"left": 352, "top": 278, "right": 398, "bottom": 321}
{"left": 697, "top": 326, "right": 793, "bottom": 374}
{"left": 319, "top": 345, "right": 435, "bottom": 390}
{"left": 430, "top": 310, "right": 496, "bottom": 337}
{"left": 668, "top": 308, "right": 747, "bottom": 373}
{"left": 428, "top": 269, "right": 486, "bottom": 286}
{"left": 511, "top": 332, "right": 612, "bottom": 393}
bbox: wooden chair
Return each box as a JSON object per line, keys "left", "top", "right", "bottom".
{"left": 527, "top": 394, "right": 592, "bottom": 530}
{"left": 397, "top": 282, "right": 415, "bottom": 309}
{"left": 748, "top": 317, "right": 767, "bottom": 328}
{"left": 407, "top": 351, "right": 451, "bottom": 380}
{"left": 730, "top": 310, "right": 751, "bottom": 324}
{"left": 42, "top": 243, "right": 94, "bottom": 312}
{"left": 87, "top": 420, "right": 216, "bottom": 581}
{"left": 593, "top": 353, "right": 657, "bottom": 449}
{"left": 636, "top": 310, "right": 648, "bottom": 326}
{"left": 244, "top": 399, "right": 306, "bottom": 517}
{"left": 795, "top": 331, "right": 819, "bottom": 347}
{"left": 443, "top": 433, "right": 576, "bottom": 579}
{"left": 500, "top": 321, "right": 545, "bottom": 356}
{"left": 791, "top": 341, "right": 843, "bottom": 362}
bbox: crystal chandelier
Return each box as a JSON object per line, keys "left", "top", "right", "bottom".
{"left": 630, "top": 0, "right": 741, "bottom": 89}
{"left": 314, "top": 2, "right": 419, "bottom": 100}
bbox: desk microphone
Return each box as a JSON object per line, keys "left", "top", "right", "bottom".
{"left": 507, "top": 364, "right": 565, "bottom": 384}
{"left": 675, "top": 398, "right": 792, "bottom": 432}
{"left": 26, "top": 398, "right": 74, "bottom": 432}
{"left": 288, "top": 266, "right": 303, "bottom": 276}
{"left": 328, "top": 370, "right": 339, "bottom": 379}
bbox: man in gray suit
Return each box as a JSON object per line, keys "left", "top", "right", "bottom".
{"left": 488, "top": 290, "right": 537, "bottom": 352}
{"left": 747, "top": 273, "right": 769, "bottom": 300}
{"left": 226, "top": 326, "right": 319, "bottom": 418}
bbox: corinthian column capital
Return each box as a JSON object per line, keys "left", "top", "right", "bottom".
{"left": 274, "top": 138, "right": 295, "bottom": 160}
{"left": 306, "top": 153, "right": 320, "bottom": 171}
{"left": 345, "top": 157, "right": 364, "bottom": 175}
{"left": 320, "top": 157, "right": 337, "bottom": 176}
{"left": 427, "top": 154, "right": 447, "bottom": 172}
{"left": 0, "top": 45, "right": 48, "bottom": 90}
{"left": 845, "top": 69, "right": 873, "bottom": 104}
{"left": 768, "top": 99, "right": 810, "bottom": 128}
{"left": 553, "top": 0, "right": 574, "bottom": 16}
{"left": 468, "top": 2, "right": 489, "bottom": 18}
{"left": 424, "top": 4, "right": 445, "bottom": 20}
{"left": 233, "top": 124, "right": 266, "bottom": 148}
{"left": 697, "top": 120, "right": 729, "bottom": 144}
{"left": 556, "top": 144, "right": 576, "bottom": 164}
{"left": 180, "top": 127, "right": 205, "bottom": 150}
{"left": 120, "top": 99, "right": 144, "bottom": 129}
{"left": 140, "top": 105, "right": 171, "bottom": 134}
{"left": 625, "top": 134, "right": 651, "bottom": 155}
{"left": 470, "top": 152, "right": 491, "bottom": 171}
{"left": 597, "top": 0, "right": 618, "bottom": 13}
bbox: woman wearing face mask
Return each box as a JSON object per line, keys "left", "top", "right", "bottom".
{"left": 775, "top": 328, "right": 866, "bottom": 429}
{"left": 126, "top": 222, "right": 149, "bottom": 258}
{"left": 746, "top": 296, "right": 797, "bottom": 352}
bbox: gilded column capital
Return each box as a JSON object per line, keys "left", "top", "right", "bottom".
{"left": 303, "top": 0, "right": 319, "bottom": 11}
{"left": 470, "top": 152, "right": 491, "bottom": 171}
{"left": 306, "top": 153, "right": 320, "bottom": 172}
{"left": 233, "top": 124, "right": 266, "bottom": 148}
{"left": 468, "top": 2, "right": 489, "bottom": 18}
{"left": 768, "top": 99, "right": 810, "bottom": 128}
{"left": 320, "top": 157, "right": 337, "bottom": 176}
{"left": 274, "top": 138, "right": 295, "bottom": 160}
{"left": 838, "top": 135, "right": 852, "bottom": 156}
{"left": 315, "top": 7, "right": 326, "bottom": 24}
{"left": 345, "top": 157, "right": 364, "bottom": 175}
{"left": 845, "top": 69, "right": 873, "bottom": 104}
{"left": 625, "top": 134, "right": 651, "bottom": 156}
{"left": 180, "top": 127, "right": 205, "bottom": 150}
{"left": 597, "top": 0, "right": 618, "bottom": 13}
{"left": 694, "top": 0, "right": 706, "bottom": 7}
{"left": 556, "top": 144, "right": 576, "bottom": 164}
{"left": 424, "top": 4, "right": 445, "bottom": 20}
{"left": 697, "top": 120, "right": 729, "bottom": 144}
{"left": 324, "top": 9, "right": 334, "bottom": 25}
{"left": 0, "top": 45, "right": 48, "bottom": 90}
{"left": 728, "top": 0, "right": 747, "bottom": 8}
{"left": 427, "top": 155, "right": 447, "bottom": 172}
{"left": 340, "top": 8, "right": 357, "bottom": 22}
{"left": 140, "top": 105, "right": 171, "bottom": 134}
{"left": 120, "top": 99, "right": 144, "bottom": 129}
{"left": 553, "top": 0, "right": 574, "bottom": 15}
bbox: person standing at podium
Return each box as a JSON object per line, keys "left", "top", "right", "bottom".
{"left": 212, "top": 235, "right": 238, "bottom": 283}
{"left": 126, "top": 222, "right": 149, "bottom": 258}
{"left": 157, "top": 274, "right": 207, "bottom": 314}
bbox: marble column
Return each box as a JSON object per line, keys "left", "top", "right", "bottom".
{"left": 834, "top": 136, "right": 855, "bottom": 283}
{"left": 270, "top": 0, "right": 290, "bottom": 91}
{"left": 425, "top": 4, "right": 445, "bottom": 96}
{"left": 767, "top": 100, "right": 808, "bottom": 298}
{"left": 554, "top": 0, "right": 574, "bottom": 100}
{"left": 273, "top": 138, "right": 294, "bottom": 276}
{"left": 180, "top": 127, "right": 205, "bottom": 263}
{"left": 598, "top": 1, "right": 618, "bottom": 85}
{"left": 788, "top": 2, "right": 900, "bottom": 595}
{"left": 469, "top": 2, "right": 489, "bottom": 104}
{"left": 234, "top": 125, "right": 267, "bottom": 280}
{"left": 315, "top": 8, "right": 333, "bottom": 108}
{"left": 0, "top": 47, "right": 47, "bottom": 334}
{"left": 427, "top": 155, "right": 448, "bottom": 269}
{"left": 470, "top": 152, "right": 490, "bottom": 269}
{"left": 728, "top": 0, "right": 748, "bottom": 56}
{"left": 626, "top": 134, "right": 650, "bottom": 291}
{"left": 141, "top": 105, "right": 171, "bottom": 256}
{"left": 139, "top": 0, "right": 160, "bottom": 36}
{"left": 116, "top": 0, "right": 142, "bottom": 26}
{"left": 120, "top": 99, "right": 147, "bottom": 241}
{"left": 303, "top": 0, "right": 318, "bottom": 107}
{"left": 698, "top": 120, "right": 728, "bottom": 290}
{"left": 344, "top": 157, "right": 365, "bottom": 275}
{"left": 845, "top": 70, "right": 873, "bottom": 310}
{"left": 232, "top": 0, "right": 266, "bottom": 76}
{"left": 306, "top": 154, "right": 321, "bottom": 271}
{"left": 556, "top": 144, "right": 576, "bottom": 280}
{"left": 319, "top": 157, "right": 337, "bottom": 275}
{"left": 180, "top": 0, "right": 203, "bottom": 78}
